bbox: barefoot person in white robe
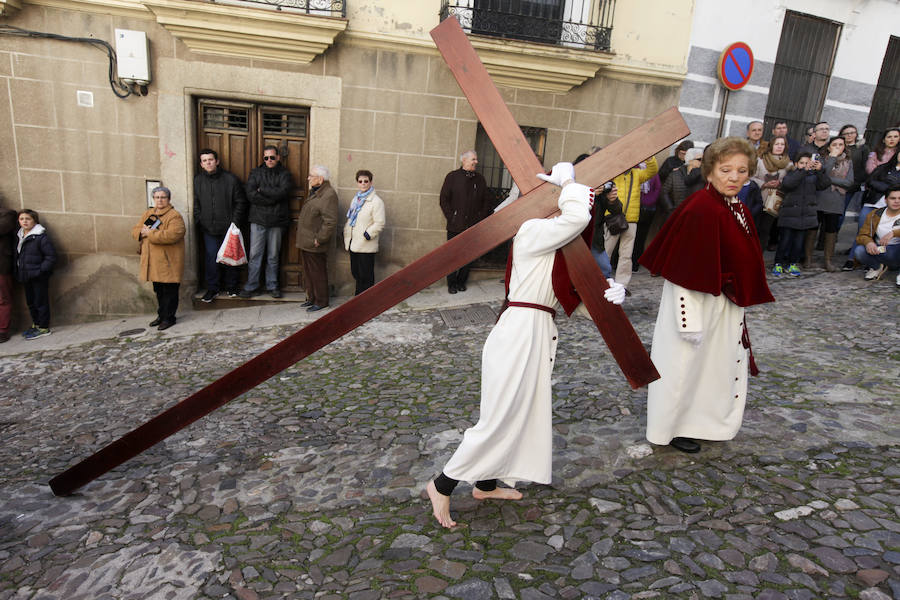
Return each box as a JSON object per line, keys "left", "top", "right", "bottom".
{"left": 426, "top": 162, "right": 627, "bottom": 528}
{"left": 639, "top": 137, "right": 775, "bottom": 454}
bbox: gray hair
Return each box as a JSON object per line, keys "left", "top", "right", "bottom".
{"left": 460, "top": 150, "right": 477, "bottom": 162}
{"left": 151, "top": 186, "right": 171, "bottom": 199}
{"left": 310, "top": 165, "right": 330, "bottom": 180}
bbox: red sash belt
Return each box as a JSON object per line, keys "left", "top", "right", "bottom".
{"left": 506, "top": 301, "right": 556, "bottom": 318}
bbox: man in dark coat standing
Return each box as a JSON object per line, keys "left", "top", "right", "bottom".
{"left": 296, "top": 165, "right": 338, "bottom": 312}
{"left": 240, "top": 145, "right": 294, "bottom": 298}
{"left": 194, "top": 148, "right": 248, "bottom": 302}
{"left": 439, "top": 150, "right": 490, "bottom": 293}
{"left": 0, "top": 195, "right": 17, "bottom": 342}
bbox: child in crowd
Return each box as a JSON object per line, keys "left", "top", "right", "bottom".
{"left": 773, "top": 153, "right": 830, "bottom": 276}
{"left": 15, "top": 209, "right": 57, "bottom": 339}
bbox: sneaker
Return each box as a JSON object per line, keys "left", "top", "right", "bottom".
{"left": 227, "top": 289, "right": 240, "bottom": 298}
{"left": 22, "top": 326, "right": 37, "bottom": 338}
{"left": 772, "top": 265, "right": 784, "bottom": 277}
{"left": 24, "top": 327, "right": 51, "bottom": 340}
{"left": 841, "top": 260, "right": 855, "bottom": 271}
{"left": 201, "top": 290, "right": 217, "bottom": 303}
{"left": 787, "top": 264, "right": 802, "bottom": 276}
{"left": 864, "top": 265, "right": 887, "bottom": 281}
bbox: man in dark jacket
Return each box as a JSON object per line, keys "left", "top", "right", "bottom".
{"left": 0, "top": 196, "right": 17, "bottom": 342}
{"left": 194, "top": 149, "right": 248, "bottom": 302}
{"left": 240, "top": 145, "right": 294, "bottom": 298}
{"left": 439, "top": 150, "right": 490, "bottom": 293}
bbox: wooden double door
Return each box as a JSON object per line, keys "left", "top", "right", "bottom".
{"left": 196, "top": 98, "right": 310, "bottom": 291}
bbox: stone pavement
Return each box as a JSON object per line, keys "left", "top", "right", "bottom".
{"left": 0, "top": 261, "right": 898, "bottom": 599}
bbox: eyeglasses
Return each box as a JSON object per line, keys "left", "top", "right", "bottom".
{"left": 263, "top": 156, "right": 278, "bottom": 161}
{"left": 357, "top": 179, "right": 370, "bottom": 184}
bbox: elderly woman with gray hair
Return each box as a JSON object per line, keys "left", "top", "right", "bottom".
{"left": 131, "top": 186, "right": 186, "bottom": 330}
{"left": 297, "top": 165, "right": 338, "bottom": 312}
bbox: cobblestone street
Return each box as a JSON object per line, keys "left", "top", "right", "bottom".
{"left": 1, "top": 268, "right": 898, "bottom": 600}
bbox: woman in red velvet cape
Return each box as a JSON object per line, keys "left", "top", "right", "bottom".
{"left": 638, "top": 137, "right": 774, "bottom": 454}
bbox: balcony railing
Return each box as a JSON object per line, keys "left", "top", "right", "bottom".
{"left": 439, "top": 0, "right": 614, "bottom": 51}
{"left": 209, "top": 0, "right": 345, "bottom": 17}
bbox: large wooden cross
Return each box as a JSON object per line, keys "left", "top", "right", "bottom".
{"left": 49, "top": 17, "right": 689, "bottom": 496}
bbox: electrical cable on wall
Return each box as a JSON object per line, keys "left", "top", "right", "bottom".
{"left": 0, "top": 24, "right": 134, "bottom": 98}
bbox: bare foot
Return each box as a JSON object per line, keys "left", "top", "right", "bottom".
{"left": 472, "top": 487, "right": 523, "bottom": 501}
{"left": 426, "top": 480, "right": 457, "bottom": 528}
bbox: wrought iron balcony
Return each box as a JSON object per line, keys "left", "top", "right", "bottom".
{"left": 439, "top": 0, "right": 614, "bottom": 51}
{"left": 209, "top": 0, "right": 345, "bottom": 17}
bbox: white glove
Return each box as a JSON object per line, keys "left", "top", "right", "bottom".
{"left": 537, "top": 162, "right": 576, "bottom": 188}
{"left": 604, "top": 278, "right": 626, "bottom": 305}
{"left": 680, "top": 332, "right": 703, "bottom": 346}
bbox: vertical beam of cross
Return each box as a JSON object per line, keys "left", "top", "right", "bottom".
{"left": 48, "top": 18, "right": 688, "bottom": 496}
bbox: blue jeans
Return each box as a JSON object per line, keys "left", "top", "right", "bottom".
{"left": 591, "top": 246, "right": 612, "bottom": 278}
{"left": 849, "top": 205, "right": 877, "bottom": 260}
{"left": 203, "top": 231, "right": 239, "bottom": 293}
{"left": 775, "top": 227, "right": 805, "bottom": 266}
{"left": 853, "top": 243, "right": 900, "bottom": 270}
{"left": 244, "top": 223, "right": 283, "bottom": 292}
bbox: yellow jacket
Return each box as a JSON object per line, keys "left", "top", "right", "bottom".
{"left": 608, "top": 157, "right": 658, "bottom": 223}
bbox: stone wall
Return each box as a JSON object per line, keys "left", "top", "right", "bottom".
{"left": 0, "top": 4, "right": 682, "bottom": 324}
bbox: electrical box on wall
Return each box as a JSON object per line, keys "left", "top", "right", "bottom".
{"left": 115, "top": 29, "right": 151, "bottom": 85}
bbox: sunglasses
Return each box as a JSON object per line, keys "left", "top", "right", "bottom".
{"left": 263, "top": 156, "right": 278, "bottom": 161}
{"left": 357, "top": 179, "right": 370, "bottom": 184}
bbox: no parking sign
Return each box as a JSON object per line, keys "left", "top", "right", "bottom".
{"left": 717, "top": 42, "right": 754, "bottom": 91}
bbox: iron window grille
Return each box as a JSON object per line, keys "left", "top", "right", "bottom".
{"left": 440, "top": 0, "right": 614, "bottom": 51}
{"left": 202, "top": 0, "right": 345, "bottom": 17}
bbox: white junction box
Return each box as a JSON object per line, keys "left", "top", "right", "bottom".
{"left": 114, "top": 29, "right": 151, "bottom": 85}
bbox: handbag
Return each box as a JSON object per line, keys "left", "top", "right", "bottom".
{"left": 606, "top": 210, "right": 628, "bottom": 235}
{"left": 762, "top": 189, "right": 783, "bottom": 217}
{"left": 216, "top": 223, "right": 247, "bottom": 266}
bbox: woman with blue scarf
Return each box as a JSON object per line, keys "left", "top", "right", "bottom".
{"left": 343, "top": 170, "right": 386, "bottom": 294}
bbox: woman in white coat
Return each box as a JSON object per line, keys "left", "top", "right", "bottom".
{"left": 343, "top": 170, "right": 385, "bottom": 295}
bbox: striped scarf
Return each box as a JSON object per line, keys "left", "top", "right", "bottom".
{"left": 347, "top": 188, "right": 374, "bottom": 226}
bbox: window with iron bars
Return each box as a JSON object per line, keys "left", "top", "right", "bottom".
{"left": 440, "top": 0, "right": 614, "bottom": 51}
{"left": 472, "top": 123, "right": 547, "bottom": 268}
{"left": 213, "top": 0, "right": 345, "bottom": 17}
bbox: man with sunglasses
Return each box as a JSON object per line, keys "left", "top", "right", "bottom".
{"left": 240, "top": 146, "right": 294, "bottom": 299}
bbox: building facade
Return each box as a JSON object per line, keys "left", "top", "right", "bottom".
{"left": 678, "top": 0, "right": 900, "bottom": 146}
{"left": 0, "top": 0, "right": 692, "bottom": 323}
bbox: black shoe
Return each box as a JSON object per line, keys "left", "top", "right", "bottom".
{"left": 301, "top": 300, "right": 313, "bottom": 307}
{"left": 632, "top": 264, "right": 640, "bottom": 273}
{"left": 238, "top": 289, "right": 257, "bottom": 298}
{"left": 448, "top": 286, "right": 457, "bottom": 294}
{"left": 227, "top": 289, "right": 240, "bottom": 297}
{"left": 841, "top": 260, "right": 855, "bottom": 271}
{"left": 270, "top": 289, "right": 282, "bottom": 298}
{"left": 157, "top": 320, "right": 174, "bottom": 331}
{"left": 307, "top": 304, "right": 325, "bottom": 312}
{"left": 0, "top": 332, "right": 9, "bottom": 343}
{"left": 149, "top": 318, "right": 162, "bottom": 327}
{"left": 201, "top": 290, "right": 217, "bottom": 303}
{"left": 456, "top": 283, "right": 467, "bottom": 292}
{"left": 670, "top": 437, "right": 701, "bottom": 453}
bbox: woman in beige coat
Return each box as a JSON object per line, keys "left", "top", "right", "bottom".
{"left": 343, "top": 169, "right": 386, "bottom": 294}
{"left": 131, "top": 186, "right": 186, "bottom": 330}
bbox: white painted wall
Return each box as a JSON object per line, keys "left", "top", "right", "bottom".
{"left": 690, "top": 0, "right": 899, "bottom": 86}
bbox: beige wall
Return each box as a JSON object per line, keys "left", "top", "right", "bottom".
{"left": 0, "top": 0, "right": 686, "bottom": 324}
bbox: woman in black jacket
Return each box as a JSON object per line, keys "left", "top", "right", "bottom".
{"left": 15, "top": 209, "right": 57, "bottom": 339}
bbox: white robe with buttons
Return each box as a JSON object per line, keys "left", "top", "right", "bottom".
{"left": 645, "top": 281, "right": 748, "bottom": 445}
{"left": 442, "top": 184, "right": 592, "bottom": 486}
